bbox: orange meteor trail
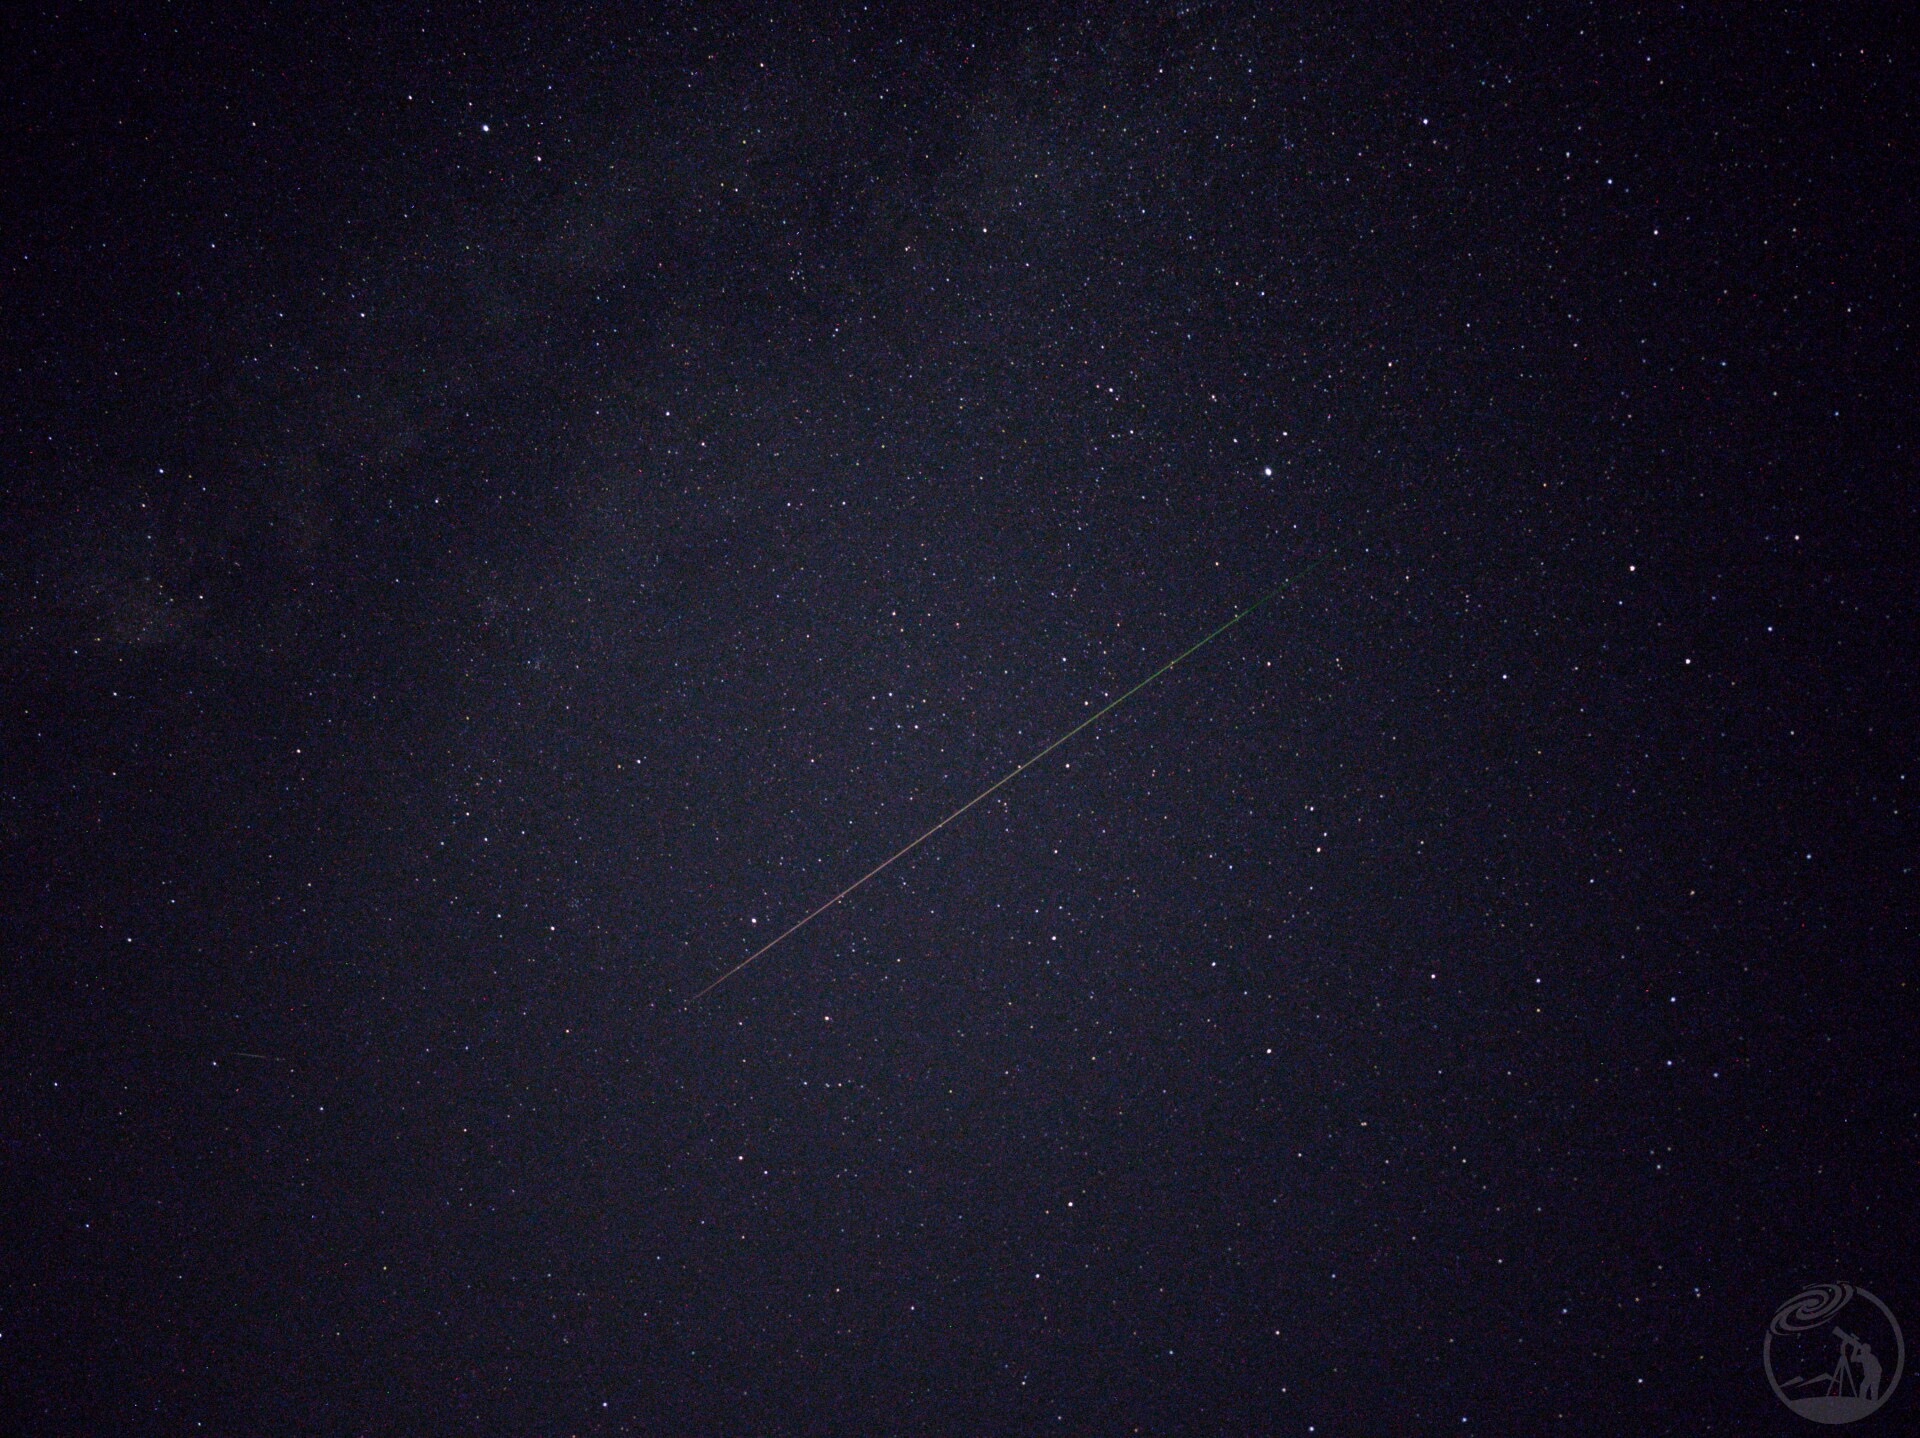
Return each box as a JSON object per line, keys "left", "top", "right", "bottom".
{"left": 687, "top": 552, "right": 1333, "bottom": 1003}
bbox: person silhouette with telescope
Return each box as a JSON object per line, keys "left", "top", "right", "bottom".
{"left": 1833, "top": 1327, "right": 1883, "bottom": 1402}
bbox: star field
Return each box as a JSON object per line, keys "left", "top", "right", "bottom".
{"left": 3, "top": 4, "right": 1914, "bottom": 1434}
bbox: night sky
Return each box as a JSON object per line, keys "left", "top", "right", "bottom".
{"left": 4, "top": 4, "right": 1915, "bottom": 1434}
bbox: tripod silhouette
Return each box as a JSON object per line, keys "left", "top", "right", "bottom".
{"left": 1784, "top": 1327, "right": 1879, "bottom": 1399}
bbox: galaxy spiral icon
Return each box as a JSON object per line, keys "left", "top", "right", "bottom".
{"left": 1764, "top": 1283, "right": 1903, "bottom": 1425}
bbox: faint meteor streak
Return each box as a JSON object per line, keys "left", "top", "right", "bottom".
{"left": 688, "top": 552, "right": 1334, "bottom": 1003}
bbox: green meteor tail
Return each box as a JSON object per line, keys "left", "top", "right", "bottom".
{"left": 687, "top": 551, "right": 1336, "bottom": 1003}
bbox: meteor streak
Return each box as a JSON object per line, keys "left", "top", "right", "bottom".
{"left": 688, "top": 552, "right": 1334, "bottom": 1003}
